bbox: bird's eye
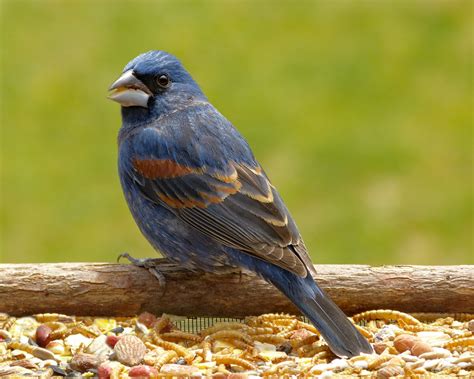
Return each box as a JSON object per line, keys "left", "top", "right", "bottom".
{"left": 156, "top": 74, "right": 170, "bottom": 88}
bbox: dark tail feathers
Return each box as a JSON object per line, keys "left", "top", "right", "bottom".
{"left": 268, "top": 272, "right": 373, "bottom": 357}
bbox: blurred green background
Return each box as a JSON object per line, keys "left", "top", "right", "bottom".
{"left": 1, "top": 0, "right": 472, "bottom": 265}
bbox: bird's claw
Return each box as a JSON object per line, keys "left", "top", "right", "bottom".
{"left": 117, "top": 252, "right": 166, "bottom": 289}
{"left": 117, "top": 252, "right": 156, "bottom": 267}
{"left": 148, "top": 268, "right": 166, "bottom": 290}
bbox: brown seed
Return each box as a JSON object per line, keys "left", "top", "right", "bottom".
{"left": 69, "top": 353, "right": 100, "bottom": 372}
{"left": 228, "top": 374, "right": 249, "bottom": 379}
{"left": 411, "top": 341, "right": 432, "bottom": 356}
{"left": 137, "top": 312, "right": 157, "bottom": 328}
{"left": 0, "top": 367, "right": 22, "bottom": 376}
{"left": 31, "top": 346, "right": 56, "bottom": 360}
{"left": 0, "top": 330, "right": 11, "bottom": 341}
{"left": 36, "top": 324, "right": 52, "bottom": 347}
{"left": 393, "top": 334, "right": 418, "bottom": 353}
{"left": 10, "top": 359, "right": 39, "bottom": 370}
{"left": 468, "top": 319, "right": 474, "bottom": 333}
{"left": 373, "top": 342, "right": 389, "bottom": 355}
{"left": 114, "top": 334, "right": 146, "bottom": 366}
{"left": 377, "top": 364, "right": 404, "bottom": 378}
{"left": 128, "top": 364, "right": 159, "bottom": 377}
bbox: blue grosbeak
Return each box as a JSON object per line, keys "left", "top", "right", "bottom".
{"left": 108, "top": 51, "right": 372, "bottom": 357}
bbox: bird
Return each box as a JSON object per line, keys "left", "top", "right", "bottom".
{"left": 108, "top": 50, "right": 373, "bottom": 358}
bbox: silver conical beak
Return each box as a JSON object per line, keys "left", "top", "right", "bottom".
{"left": 108, "top": 70, "right": 152, "bottom": 108}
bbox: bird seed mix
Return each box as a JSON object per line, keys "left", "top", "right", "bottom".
{"left": 0, "top": 310, "right": 472, "bottom": 378}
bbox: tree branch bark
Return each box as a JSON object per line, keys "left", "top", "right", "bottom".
{"left": 0, "top": 262, "right": 472, "bottom": 317}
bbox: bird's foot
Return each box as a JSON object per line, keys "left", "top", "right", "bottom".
{"left": 117, "top": 252, "right": 166, "bottom": 289}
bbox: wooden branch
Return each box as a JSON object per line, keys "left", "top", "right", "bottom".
{"left": 0, "top": 262, "right": 472, "bottom": 317}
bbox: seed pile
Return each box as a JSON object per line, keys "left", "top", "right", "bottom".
{"left": 0, "top": 310, "right": 472, "bottom": 378}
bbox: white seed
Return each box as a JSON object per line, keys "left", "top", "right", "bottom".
{"left": 419, "top": 347, "right": 451, "bottom": 360}
{"left": 64, "top": 334, "right": 92, "bottom": 354}
{"left": 416, "top": 331, "right": 450, "bottom": 346}
{"left": 330, "top": 358, "right": 349, "bottom": 371}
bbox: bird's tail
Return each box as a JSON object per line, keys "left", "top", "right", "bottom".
{"left": 264, "top": 269, "right": 373, "bottom": 358}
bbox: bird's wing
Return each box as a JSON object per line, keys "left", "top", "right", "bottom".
{"left": 123, "top": 111, "right": 314, "bottom": 277}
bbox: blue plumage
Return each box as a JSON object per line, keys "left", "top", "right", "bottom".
{"left": 109, "top": 50, "right": 372, "bottom": 357}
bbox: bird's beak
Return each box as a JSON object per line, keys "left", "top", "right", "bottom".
{"left": 108, "top": 70, "right": 152, "bottom": 108}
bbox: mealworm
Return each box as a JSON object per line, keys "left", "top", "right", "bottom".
{"left": 290, "top": 334, "right": 319, "bottom": 349}
{"left": 245, "top": 327, "right": 274, "bottom": 335}
{"left": 410, "top": 313, "right": 474, "bottom": 322}
{"left": 2, "top": 318, "right": 16, "bottom": 332}
{"left": 154, "top": 350, "right": 178, "bottom": 370}
{"left": 252, "top": 334, "right": 287, "bottom": 344}
{"left": 443, "top": 336, "right": 474, "bottom": 350}
{"left": 154, "top": 316, "right": 172, "bottom": 334}
{"left": 44, "top": 322, "right": 68, "bottom": 340}
{"left": 71, "top": 323, "right": 100, "bottom": 338}
{"left": 228, "top": 338, "right": 253, "bottom": 351}
{"left": 399, "top": 322, "right": 468, "bottom": 338}
{"left": 296, "top": 320, "right": 320, "bottom": 335}
{"left": 150, "top": 331, "right": 195, "bottom": 363}
{"left": 214, "top": 355, "right": 257, "bottom": 370}
{"left": 367, "top": 354, "right": 396, "bottom": 370}
{"left": 201, "top": 322, "right": 246, "bottom": 336}
{"left": 277, "top": 319, "right": 298, "bottom": 336}
{"left": 35, "top": 314, "right": 74, "bottom": 323}
{"left": 160, "top": 331, "right": 202, "bottom": 343}
{"left": 297, "top": 342, "right": 329, "bottom": 357}
{"left": 208, "top": 330, "right": 253, "bottom": 345}
{"left": 274, "top": 318, "right": 297, "bottom": 327}
{"left": 311, "top": 350, "right": 330, "bottom": 364}
{"left": 8, "top": 341, "right": 56, "bottom": 360}
{"left": 353, "top": 324, "right": 374, "bottom": 341}
{"left": 352, "top": 310, "right": 421, "bottom": 326}
{"left": 201, "top": 336, "right": 213, "bottom": 361}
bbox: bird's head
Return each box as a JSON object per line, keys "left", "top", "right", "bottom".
{"left": 108, "top": 51, "right": 206, "bottom": 121}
